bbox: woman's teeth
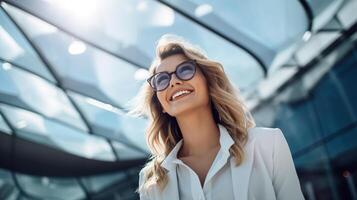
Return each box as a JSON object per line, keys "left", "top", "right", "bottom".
{"left": 171, "top": 90, "right": 192, "bottom": 101}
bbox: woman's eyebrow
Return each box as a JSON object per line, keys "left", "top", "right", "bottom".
{"left": 156, "top": 61, "right": 187, "bottom": 74}
{"left": 155, "top": 66, "right": 174, "bottom": 74}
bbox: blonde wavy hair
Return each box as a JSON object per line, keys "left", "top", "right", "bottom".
{"left": 130, "top": 34, "right": 256, "bottom": 193}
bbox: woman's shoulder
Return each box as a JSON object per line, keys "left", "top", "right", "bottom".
{"left": 246, "top": 127, "right": 290, "bottom": 176}
{"left": 248, "top": 126, "right": 284, "bottom": 140}
{"left": 247, "top": 126, "right": 287, "bottom": 153}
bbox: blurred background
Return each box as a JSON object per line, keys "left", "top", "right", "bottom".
{"left": 0, "top": 0, "right": 356, "bottom": 199}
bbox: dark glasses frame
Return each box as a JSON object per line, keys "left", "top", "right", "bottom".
{"left": 147, "top": 60, "right": 198, "bottom": 91}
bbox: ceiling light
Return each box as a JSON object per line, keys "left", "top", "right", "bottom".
{"left": 68, "top": 40, "right": 86, "bottom": 55}
{"left": 195, "top": 4, "right": 213, "bottom": 17}
{"left": 2, "top": 62, "right": 12, "bottom": 70}
{"left": 303, "top": 31, "right": 312, "bottom": 41}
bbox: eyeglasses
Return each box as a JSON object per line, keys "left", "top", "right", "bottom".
{"left": 147, "top": 60, "right": 197, "bottom": 91}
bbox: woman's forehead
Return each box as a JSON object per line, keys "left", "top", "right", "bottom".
{"left": 155, "top": 54, "right": 187, "bottom": 73}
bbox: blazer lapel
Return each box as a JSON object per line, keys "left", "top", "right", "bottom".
{"left": 159, "top": 167, "right": 179, "bottom": 200}
{"left": 230, "top": 135, "right": 256, "bottom": 200}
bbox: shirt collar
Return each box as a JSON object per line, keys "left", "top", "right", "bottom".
{"left": 161, "top": 124, "right": 235, "bottom": 171}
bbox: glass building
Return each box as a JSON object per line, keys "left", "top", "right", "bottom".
{"left": 0, "top": 0, "right": 356, "bottom": 199}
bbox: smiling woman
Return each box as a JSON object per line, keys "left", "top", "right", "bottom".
{"left": 130, "top": 34, "right": 304, "bottom": 200}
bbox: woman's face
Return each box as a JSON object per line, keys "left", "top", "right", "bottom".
{"left": 155, "top": 54, "right": 210, "bottom": 117}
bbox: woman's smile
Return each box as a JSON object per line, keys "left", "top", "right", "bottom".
{"left": 170, "top": 90, "right": 194, "bottom": 102}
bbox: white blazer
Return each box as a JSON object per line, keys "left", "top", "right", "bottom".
{"left": 139, "top": 126, "right": 305, "bottom": 200}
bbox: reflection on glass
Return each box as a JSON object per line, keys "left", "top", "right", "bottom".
{"left": 112, "top": 141, "right": 147, "bottom": 160}
{"left": 0, "top": 168, "right": 13, "bottom": 183}
{"left": 81, "top": 172, "right": 127, "bottom": 194}
{"left": 0, "top": 62, "right": 88, "bottom": 132}
{"left": 68, "top": 91, "right": 149, "bottom": 153}
{"left": 326, "top": 125, "right": 357, "bottom": 200}
{"left": 312, "top": 68, "right": 354, "bottom": 137}
{"left": 4, "top": 5, "right": 145, "bottom": 107}
{"left": 0, "top": 104, "right": 116, "bottom": 161}
{"left": 274, "top": 101, "right": 321, "bottom": 153}
{"left": 332, "top": 47, "right": 357, "bottom": 118}
{"left": 120, "top": 114, "right": 149, "bottom": 152}
{"left": 0, "top": 113, "right": 11, "bottom": 134}
{"left": 0, "top": 7, "right": 55, "bottom": 83}
{"left": 168, "top": 0, "right": 307, "bottom": 50}
{"left": 68, "top": 40, "right": 86, "bottom": 55}
{"left": 0, "top": 169, "right": 20, "bottom": 199}
{"left": 337, "top": 0, "right": 357, "bottom": 29}
{"left": 305, "top": 0, "right": 340, "bottom": 18}
{"left": 68, "top": 91, "right": 125, "bottom": 139}
{"left": 295, "top": 146, "right": 339, "bottom": 200}
{"left": 16, "top": 173, "right": 85, "bottom": 200}
{"left": 271, "top": 40, "right": 357, "bottom": 200}
{"left": 295, "top": 32, "right": 341, "bottom": 66}
{"left": 2, "top": 1, "right": 263, "bottom": 91}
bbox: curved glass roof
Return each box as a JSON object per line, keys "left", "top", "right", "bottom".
{"left": 0, "top": 0, "right": 355, "bottom": 199}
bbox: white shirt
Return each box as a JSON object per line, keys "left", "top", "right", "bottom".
{"left": 166, "top": 124, "right": 235, "bottom": 200}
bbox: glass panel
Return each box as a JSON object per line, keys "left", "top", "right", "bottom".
{"left": 0, "top": 169, "right": 20, "bottom": 200}
{"left": 257, "top": 66, "right": 299, "bottom": 99}
{"left": 295, "top": 32, "right": 341, "bottom": 66}
{"left": 3, "top": 5, "right": 146, "bottom": 107}
{"left": 89, "top": 172, "right": 140, "bottom": 200}
{"left": 68, "top": 91, "right": 148, "bottom": 152}
{"left": 0, "top": 7, "right": 55, "bottom": 83}
{"left": 332, "top": 46, "right": 357, "bottom": 118}
{"left": 306, "top": 0, "right": 344, "bottom": 30}
{"left": 327, "top": 125, "right": 357, "bottom": 161}
{"left": 15, "top": 173, "right": 85, "bottom": 200}
{"left": 4, "top": 189, "right": 20, "bottom": 200}
{"left": 68, "top": 91, "right": 125, "bottom": 140}
{"left": 274, "top": 100, "right": 321, "bottom": 153}
{"left": 17, "top": 196, "right": 31, "bottom": 200}
{"left": 312, "top": 70, "right": 355, "bottom": 137}
{"left": 0, "top": 61, "right": 88, "bottom": 132}
{"left": 112, "top": 141, "right": 147, "bottom": 160}
{"left": 306, "top": 0, "right": 336, "bottom": 16}
{"left": 326, "top": 125, "right": 357, "bottom": 200}
{"left": 81, "top": 172, "right": 127, "bottom": 194}
{"left": 120, "top": 115, "right": 149, "bottom": 152}
{"left": 2, "top": 1, "right": 264, "bottom": 91}
{"left": 295, "top": 146, "right": 339, "bottom": 200}
{"left": 337, "top": 0, "right": 357, "bottom": 29}
{"left": 0, "top": 104, "right": 116, "bottom": 161}
{"left": 0, "top": 113, "right": 11, "bottom": 134}
{"left": 166, "top": 0, "right": 307, "bottom": 50}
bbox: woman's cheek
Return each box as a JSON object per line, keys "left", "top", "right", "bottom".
{"left": 157, "top": 92, "right": 168, "bottom": 111}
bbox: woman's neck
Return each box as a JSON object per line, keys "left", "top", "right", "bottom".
{"left": 176, "top": 106, "right": 220, "bottom": 157}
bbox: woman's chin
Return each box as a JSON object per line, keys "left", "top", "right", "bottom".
{"left": 168, "top": 103, "right": 203, "bottom": 118}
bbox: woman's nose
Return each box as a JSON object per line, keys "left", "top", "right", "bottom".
{"left": 169, "top": 73, "right": 183, "bottom": 88}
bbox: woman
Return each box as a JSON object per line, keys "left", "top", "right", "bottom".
{"left": 131, "top": 34, "right": 305, "bottom": 200}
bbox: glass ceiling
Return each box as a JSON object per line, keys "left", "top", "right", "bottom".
{"left": 1, "top": 0, "right": 266, "bottom": 91}
{"left": 0, "top": 0, "right": 355, "bottom": 199}
{"left": 0, "top": 7, "right": 55, "bottom": 83}
{"left": 163, "top": 0, "right": 308, "bottom": 57}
